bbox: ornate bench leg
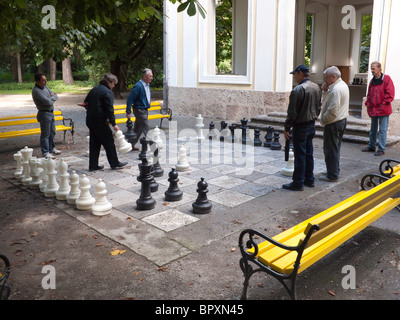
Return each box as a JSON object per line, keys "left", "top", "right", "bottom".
{"left": 239, "top": 258, "right": 252, "bottom": 300}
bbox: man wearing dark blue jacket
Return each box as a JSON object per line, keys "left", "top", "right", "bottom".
{"left": 126, "top": 68, "right": 153, "bottom": 150}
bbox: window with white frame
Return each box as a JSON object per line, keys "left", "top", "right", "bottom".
{"left": 198, "top": 0, "right": 252, "bottom": 84}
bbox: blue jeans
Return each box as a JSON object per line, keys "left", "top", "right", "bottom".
{"left": 323, "top": 119, "right": 347, "bottom": 180}
{"left": 36, "top": 111, "right": 56, "bottom": 156}
{"left": 368, "top": 115, "right": 389, "bottom": 152}
{"left": 292, "top": 122, "right": 316, "bottom": 187}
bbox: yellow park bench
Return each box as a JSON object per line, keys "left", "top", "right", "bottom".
{"left": 0, "top": 110, "right": 75, "bottom": 143}
{"left": 238, "top": 172, "right": 400, "bottom": 300}
{"left": 113, "top": 101, "right": 172, "bottom": 127}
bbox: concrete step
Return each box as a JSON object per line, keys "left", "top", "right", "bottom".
{"left": 234, "top": 112, "right": 400, "bottom": 146}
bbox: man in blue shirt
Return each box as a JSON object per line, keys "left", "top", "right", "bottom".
{"left": 126, "top": 68, "right": 153, "bottom": 150}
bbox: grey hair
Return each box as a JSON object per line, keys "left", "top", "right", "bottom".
{"left": 371, "top": 61, "right": 381, "bottom": 69}
{"left": 100, "top": 73, "right": 118, "bottom": 85}
{"left": 142, "top": 68, "right": 152, "bottom": 77}
{"left": 324, "top": 66, "right": 341, "bottom": 78}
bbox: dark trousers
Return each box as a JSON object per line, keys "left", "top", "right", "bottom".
{"left": 132, "top": 108, "right": 149, "bottom": 146}
{"left": 37, "top": 111, "right": 56, "bottom": 156}
{"left": 323, "top": 118, "right": 347, "bottom": 180}
{"left": 292, "top": 122, "right": 316, "bottom": 187}
{"left": 86, "top": 118, "right": 119, "bottom": 169}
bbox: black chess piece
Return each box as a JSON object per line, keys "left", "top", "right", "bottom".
{"left": 209, "top": 121, "right": 216, "bottom": 140}
{"left": 192, "top": 178, "right": 212, "bottom": 214}
{"left": 229, "top": 124, "right": 236, "bottom": 143}
{"left": 240, "top": 118, "right": 249, "bottom": 144}
{"left": 263, "top": 126, "right": 274, "bottom": 148}
{"left": 254, "top": 128, "right": 262, "bottom": 146}
{"left": 139, "top": 137, "right": 148, "bottom": 160}
{"left": 125, "top": 119, "right": 137, "bottom": 146}
{"left": 149, "top": 141, "right": 164, "bottom": 177}
{"left": 220, "top": 121, "right": 228, "bottom": 141}
{"left": 270, "top": 131, "right": 282, "bottom": 150}
{"left": 164, "top": 168, "right": 183, "bottom": 201}
{"left": 136, "top": 158, "right": 156, "bottom": 210}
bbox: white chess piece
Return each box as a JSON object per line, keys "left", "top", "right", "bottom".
{"left": 29, "top": 157, "right": 42, "bottom": 189}
{"left": 44, "top": 157, "right": 59, "bottom": 197}
{"left": 92, "top": 179, "right": 112, "bottom": 216}
{"left": 13, "top": 151, "right": 23, "bottom": 179}
{"left": 114, "top": 130, "right": 132, "bottom": 154}
{"left": 20, "top": 146, "right": 33, "bottom": 186}
{"left": 66, "top": 170, "right": 81, "bottom": 205}
{"left": 39, "top": 157, "right": 49, "bottom": 193}
{"left": 56, "top": 159, "right": 71, "bottom": 200}
{"left": 196, "top": 114, "right": 205, "bottom": 140}
{"left": 153, "top": 126, "right": 164, "bottom": 149}
{"left": 76, "top": 174, "right": 95, "bottom": 210}
{"left": 175, "top": 145, "right": 190, "bottom": 171}
{"left": 282, "top": 149, "right": 295, "bottom": 177}
{"left": 85, "top": 135, "right": 90, "bottom": 157}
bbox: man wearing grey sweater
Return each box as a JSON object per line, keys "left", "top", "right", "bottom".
{"left": 32, "top": 73, "right": 62, "bottom": 157}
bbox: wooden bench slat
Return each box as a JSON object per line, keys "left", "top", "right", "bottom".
{"left": 0, "top": 110, "right": 62, "bottom": 121}
{"left": 113, "top": 102, "right": 161, "bottom": 110}
{"left": 0, "top": 115, "right": 65, "bottom": 127}
{"left": 272, "top": 197, "right": 400, "bottom": 275}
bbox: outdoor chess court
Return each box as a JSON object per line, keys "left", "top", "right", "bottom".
{"left": 2, "top": 129, "right": 328, "bottom": 266}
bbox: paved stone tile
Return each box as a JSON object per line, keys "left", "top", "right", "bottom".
{"left": 142, "top": 209, "right": 199, "bottom": 232}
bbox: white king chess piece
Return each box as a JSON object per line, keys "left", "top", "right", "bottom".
{"left": 114, "top": 130, "right": 132, "bottom": 154}
{"left": 92, "top": 179, "right": 112, "bottom": 216}
{"left": 20, "top": 146, "right": 33, "bottom": 186}
{"left": 282, "top": 148, "right": 295, "bottom": 177}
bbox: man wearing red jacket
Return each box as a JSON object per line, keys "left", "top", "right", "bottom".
{"left": 362, "top": 61, "right": 395, "bottom": 156}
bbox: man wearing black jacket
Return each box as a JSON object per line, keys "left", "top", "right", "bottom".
{"left": 282, "top": 65, "right": 321, "bottom": 191}
{"left": 83, "top": 73, "right": 127, "bottom": 171}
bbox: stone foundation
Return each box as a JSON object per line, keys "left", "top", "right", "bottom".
{"left": 166, "top": 86, "right": 290, "bottom": 122}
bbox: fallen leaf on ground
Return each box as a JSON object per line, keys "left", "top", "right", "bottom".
{"left": 328, "top": 290, "right": 336, "bottom": 296}
{"left": 110, "top": 249, "right": 126, "bottom": 256}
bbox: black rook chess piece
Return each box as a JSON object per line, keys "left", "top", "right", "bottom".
{"left": 270, "top": 131, "right": 282, "bottom": 150}
{"left": 263, "top": 126, "right": 274, "bottom": 148}
{"left": 192, "top": 178, "right": 212, "bottom": 214}
{"left": 254, "top": 128, "right": 262, "bottom": 146}
{"left": 164, "top": 168, "right": 183, "bottom": 201}
{"left": 136, "top": 158, "right": 156, "bottom": 210}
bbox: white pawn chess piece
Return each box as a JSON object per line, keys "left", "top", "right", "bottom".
{"left": 66, "top": 170, "right": 81, "bottom": 205}
{"left": 44, "top": 157, "right": 59, "bottom": 197}
{"left": 92, "top": 179, "right": 112, "bottom": 216}
{"left": 13, "top": 151, "right": 23, "bottom": 180}
{"left": 153, "top": 126, "right": 164, "bottom": 149}
{"left": 175, "top": 145, "right": 190, "bottom": 171}
{"left": 196, "top": 114, "right": 205, "bottom": 140}
{"left": 114, "top": 130, "right": 132, "bottom": 153}
{"left": 29, "top": 157, "right": 42, "bottom": 189}
{"left": 76, "top": 174, "right": 95, "bottom": 210}
{"left": 56, "top": 159, "right": 71, "bottom": 200}
{"left": 282, "top": 149, "right": 295, "bottom": 177}
{"left": 39, "top": 157, "right": 49, "bottom": 193}
{"left": 20, "top": 146, "right": 33, "bottom": 186}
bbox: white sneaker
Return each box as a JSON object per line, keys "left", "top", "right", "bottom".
{"left": 43, "top": 153, "right": 56, "bottom": 159}
{"left": 51, "top": 149, "right": 62, "bottom": 155}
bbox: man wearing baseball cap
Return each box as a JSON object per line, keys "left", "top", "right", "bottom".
{"left": 282, "top": 65, "right": 321, "bottom": 191}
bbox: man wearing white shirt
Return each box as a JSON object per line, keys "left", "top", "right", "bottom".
{"left": 126, "top": 68, "right": 153, "bottom": 150}
{"left": 319, "top": 66, "right": 349, "bottom": 182}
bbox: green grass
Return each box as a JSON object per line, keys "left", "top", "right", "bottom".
{"left": 0, "top": 80, "right": 96, "bottom": 95}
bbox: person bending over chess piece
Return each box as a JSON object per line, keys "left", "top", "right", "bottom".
{"left": 82, "top": 73, "right": 127, "bottom": 171}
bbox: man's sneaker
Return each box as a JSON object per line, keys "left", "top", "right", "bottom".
{"left": 319, "top": 174, "right": 338, "bottom": 182}
{"left": 43, "top": 153, "right": 56, "bottom": 159}
{"left": 111, "top": 161, "right": 128, "bottom": 170}
{"left": 361, "top": 147, "right": 375, "bottom": 152}
{"left": 375, "top": 150, "right": 385, "bottom": 156}
{"left": 282, "top": 182, "right": 304, "bottom": 191}
{"left": 89, "top": 165, "right": 104, "bottom": 172}
{"left": 51, "top": 149, "right": 62, "bottom": 155}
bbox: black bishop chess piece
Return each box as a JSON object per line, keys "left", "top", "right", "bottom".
{"left": 139, "top": 137, "right": 149, "bottom": 160}
{"left": 254, "top": 128, "right": 262, "bottom": 146}
{"left": 164, "top": 168, "right": 183, "bottom": 202}
{"left": 270, "top": 131, "right": 282, "bottom": 150}
{"left": 240, "top": 118, "right": 249, "bottom": 144}
{"left": 136, "top": 158, "right": 156, "bottom": 210}
{"left": 192, "top": 177, "right": 212, "bottom": 214}
{"left": 263, "top": 126, "right": 274, "bottom": 148}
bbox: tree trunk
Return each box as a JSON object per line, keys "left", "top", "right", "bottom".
{"left": 16, "top": 52, "right": 23, "bottom": 83}
{"left": 62, "top": 56, "right": 74, "bottom": 85}
{"left": 49, "top": 58, "right": 57, "bottom": 81}
{"left": 10, "top": 52, "right": 18, "bottom": 82}
{"left": 110, "top": 55, "right": 124, "bottom": 99}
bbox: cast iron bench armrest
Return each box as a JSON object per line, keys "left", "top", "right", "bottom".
{"left": 379, "top": 159, "right": 400, "bottom": 177}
